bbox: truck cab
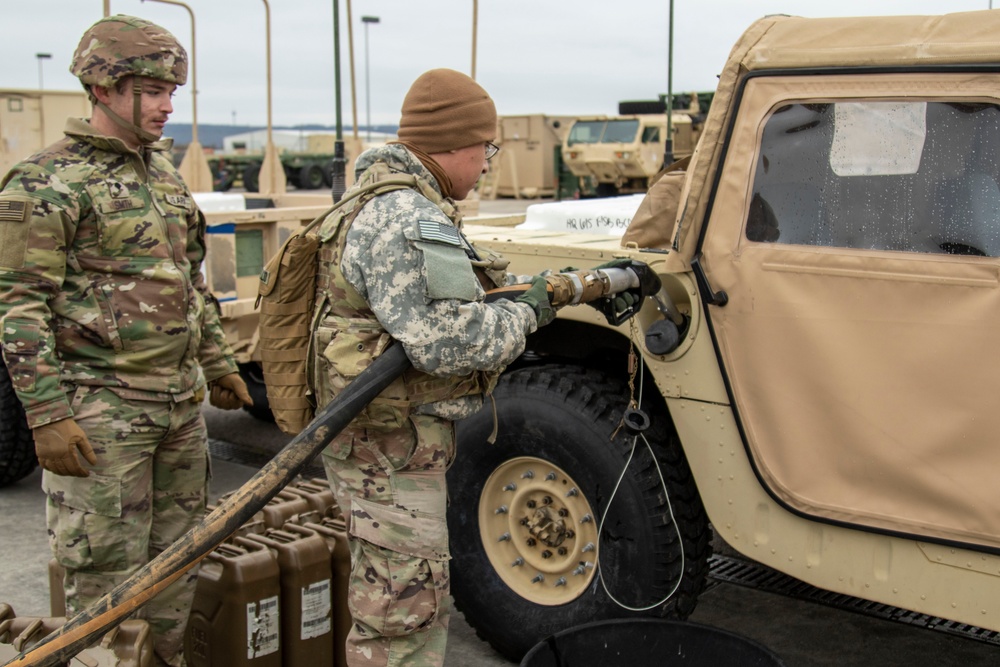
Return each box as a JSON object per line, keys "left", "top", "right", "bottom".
{"left": 449, "top": 9, "right": 1000, "bottom": 661}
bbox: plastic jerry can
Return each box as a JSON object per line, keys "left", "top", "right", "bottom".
{"left": 286, "top": 477, "right": 341, "bottom": 519}
{"left": 48, "top": 558, "right": 65, "bottom": 617}
{"left": 260, "top": 490, "right": 312, "bottom": 529}
{"left": 244, "top": 525, "right": 334, "bottom": 667}
{"left": 184, "top": 540, "right": 282, "bottom": 667}
{"left": 303, "top": 516, "right": 351, "bottom": 667}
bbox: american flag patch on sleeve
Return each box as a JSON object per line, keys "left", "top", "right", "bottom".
{"left": 417, "top": 220, "right": 462, "bottom": 246}
{"left": 0, "top": 201, "right": 27, "bottom": 223}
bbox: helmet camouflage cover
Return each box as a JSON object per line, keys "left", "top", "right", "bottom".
{"left": 71, "top": 14, "right": 188, "bottom": 88}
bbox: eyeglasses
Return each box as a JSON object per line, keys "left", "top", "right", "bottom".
{"left": 485, "top": 141, "right": 500, "bottom": 161}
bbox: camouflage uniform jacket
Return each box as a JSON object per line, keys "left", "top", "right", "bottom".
{"left": 0, "top": 117, "right": 238, "bottom": 428}
{"left": 313, "top": 144, "right": 537, "bottom": 424}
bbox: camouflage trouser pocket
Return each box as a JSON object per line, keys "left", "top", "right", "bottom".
{"left": 347, "top": 497, "right": 449, "bottom": 638}
{"left": 42, "top": 471, "right": 127, "bottom": 572}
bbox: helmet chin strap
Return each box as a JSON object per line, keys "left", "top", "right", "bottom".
{"left": 93, "top": 76, "right": 160, "bottom": 145}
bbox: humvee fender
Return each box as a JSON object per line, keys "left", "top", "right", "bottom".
{"left": 451, "top": 8, "right": 1000, "bottom": 661}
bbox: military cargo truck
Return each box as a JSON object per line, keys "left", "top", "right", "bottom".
{"left": 448, "top": 9, "right": 1000, "bottom": 661}
{"left": 561, "top": 94, "right": 708, "bottom": 197}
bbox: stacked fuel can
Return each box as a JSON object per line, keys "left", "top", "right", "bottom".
{"left": 184, "top": 477, "right": 350, "bottom": 666}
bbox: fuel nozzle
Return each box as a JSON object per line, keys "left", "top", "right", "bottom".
{"left": 546, "top": 259, "right": 662, "bottom": 326}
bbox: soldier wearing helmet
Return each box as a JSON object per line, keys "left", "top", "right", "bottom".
{"left": 0, "top": 15, "right": 251, "bottom": 666}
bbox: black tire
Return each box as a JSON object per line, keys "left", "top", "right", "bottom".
{"left": 448, "top": 365, "right": 710, "bottom": 661}
{"left": 242, "top": 163, "right": 261, "bottom": 193}
{"left": 297, "top": 163, "right": 325, "bottom": 190}
{"left": 595, "top": 182, "right": 619, "bottom": 198}
{"left": 619, "top": 99, "right": 667, "bottom": 115}
{"left": 238, "top": 362, "right": 274, "bottom": 422}
{"left": 0, "top": 360, "right": 36, "bottom": 487}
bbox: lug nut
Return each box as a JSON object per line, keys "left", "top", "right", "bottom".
{"left": 495, "top": 505, "right": 508, "bottom": 514}
{"left": 503, "top": 483, "right": 517, "bottom": 492}
{"left": 526, "top": 500, "right": 536, "bottom": 509}
{"left": 526, "top": 538, "right": 536, "bottom": 547}
{"left": 542, "top": 496, "right": 552, "bottom": 505}
{"left": 558, "top": 508, "right": 569, "bottom": 517}
{"left": 522, "top": 470, "right": 535, "bottom": 479}
{"left": 532, "top": 574, "right": 545, "bottom": 584}
{"left": 541, "top": 550, "right": 552, "bottom": 559}
{"left": 555, "top": 577, "right": 567, "bottom": 587}
{"left": 580, "top": 514, "right": 592, "bottom": 524}
{"left": 558, "top": 547, "right": 568, "bottom": 556}
{"left": 566, "top": 488, "right": 579, "bottom": 497}
{"left": 512, "top": 558, "right": 524, "bottom": 567}
{"left": 498, "top": 533, "right": 511, "bottom": 542}
{"left": 545, "top": 472, "right": 557, "bottom": 481}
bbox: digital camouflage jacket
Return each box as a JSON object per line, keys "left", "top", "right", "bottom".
{"left": 0, "top": 118, "right": 237, "bottom": 427}
{"left": 312, "top": 144, "right": 537, "bottom": 425}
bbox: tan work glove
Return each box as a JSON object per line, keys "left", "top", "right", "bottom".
{"left": 209, "top": 372, "right": 253, "bottom": 410}
{"left": 33, "top": 419, "right": 98, "bottom": 478}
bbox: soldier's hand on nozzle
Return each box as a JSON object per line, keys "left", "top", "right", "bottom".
{"left": 209, "top": 372, "right": 253, "bottom": 410}
{"left": 32, "top": 418, "right": 97, "bottom": 477}
{"left": 515, "top": 275, "right": 555, "bottom": 328}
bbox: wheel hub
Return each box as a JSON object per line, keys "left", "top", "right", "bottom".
{"left": 478, "top": 456, "right": 599, "bottom": 605}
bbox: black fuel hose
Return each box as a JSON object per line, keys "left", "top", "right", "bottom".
{"left": 4, "top": 344, "right": 413, "bottom": 667}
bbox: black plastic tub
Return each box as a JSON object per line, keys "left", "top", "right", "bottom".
{"left": 520, "top": 618, "right": 785, "bottom": 667}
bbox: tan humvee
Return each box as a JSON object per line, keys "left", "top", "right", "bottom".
{"left": 447, "top": 9, "right": 1000, "bottom": 661}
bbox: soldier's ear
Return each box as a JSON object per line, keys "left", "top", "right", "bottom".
{"left": 90, "top": 85, "right": 114, "bottom": 105}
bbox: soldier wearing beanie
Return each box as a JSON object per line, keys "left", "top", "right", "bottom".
{"left": 310, "top": 69, "right": 557, "bottom": 667}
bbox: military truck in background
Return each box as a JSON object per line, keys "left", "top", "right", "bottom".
{"left": 446, "top": 9, "right": 1000, "bottom": 661}
{"left": 561, "top": 92, "right": 710, "bottom": 197}
{"left": 481, "top": 114, "right": 577, "bottom": 200}
{"left": 207, "top": 134, "right": 366, "bottom": 193}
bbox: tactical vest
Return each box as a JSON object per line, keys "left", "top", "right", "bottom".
{"left": 310, "top": 162, "right": 503, "bottom": 434}
{"left": 256, "top": 172, "right": 421, "bottom": 434}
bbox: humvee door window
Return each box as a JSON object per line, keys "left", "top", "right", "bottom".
{"left": 642, "top": 126, "right": 661, "bottom": 143}
{"left": 748, "top": 101, "right": 1000, "bottom": 257}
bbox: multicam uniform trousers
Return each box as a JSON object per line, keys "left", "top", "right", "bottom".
{"left": 321, "top": 413, "right": 454, "bottom": 667}
{"left": 41, "top": 386, "right": 209, "bottom": 667}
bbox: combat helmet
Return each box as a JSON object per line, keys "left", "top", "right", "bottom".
{"left": 70, "top": 14, "right": 187, "bottom": 144}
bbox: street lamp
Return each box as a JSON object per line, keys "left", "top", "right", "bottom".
{"left": 35, "top": 53, "right": 51, "bottom": 90}
{"left": 361, "top": 15, "right": 380, "bottom": 144}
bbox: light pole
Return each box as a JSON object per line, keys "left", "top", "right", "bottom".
{"left": 331, "top": 0, "right": 347, "bottom": 201}
{"left": 141, "top": 0, "right": 213, "bottom": 191}
{"left": 36, "top": 53, "right": 51, "bottom": 90}
{"left": 663, "top": 0, "right": 675, "bottom": 166}
{"left": 361, "top": 15, "right": 380, "bottom": 144}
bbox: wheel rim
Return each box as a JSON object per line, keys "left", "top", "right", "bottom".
{"left": 478, "top": 456, "right": 599, "bottom": 605}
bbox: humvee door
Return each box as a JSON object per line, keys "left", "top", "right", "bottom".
{"left": 699, "top": 73, "right": 1000, "bottom": 550}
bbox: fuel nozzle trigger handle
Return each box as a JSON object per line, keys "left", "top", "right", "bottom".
{"left": 591, "top": 260, "right": 662, "bottom": 326}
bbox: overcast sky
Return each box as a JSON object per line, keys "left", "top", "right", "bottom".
{"left": 2, "top": 1, "right": 995, "bottom": 129}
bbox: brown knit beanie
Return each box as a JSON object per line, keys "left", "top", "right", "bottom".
{"left": 397, "top": 68, "right": 497, "bottom": 154}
